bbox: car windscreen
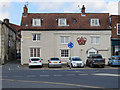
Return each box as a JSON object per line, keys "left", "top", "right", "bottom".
{"left": 72, "top": 58, "right": 82, "bottom": 61}
{"left": 92, "top": 55, "right": 102, "bottom": 58}
{"left": 51, "top": 58, "right": 59, "bottom": 60}
{"left": 30, "top": 58, "right": 40, "bottom": 61}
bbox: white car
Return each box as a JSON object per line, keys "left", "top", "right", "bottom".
{"left": 67, "top": 56, "right": 84, "bottom": 68}
{"left": 29, "top": 57, "right": 43, "bottom": 68}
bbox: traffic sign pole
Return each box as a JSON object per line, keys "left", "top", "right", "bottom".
{"left": 68, "top": 42, "right": 74, "bottom": 69}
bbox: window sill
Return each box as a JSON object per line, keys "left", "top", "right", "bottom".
{"left": 91, "top": 43, "right": 99, "bottom": 45}
{"left": 61, "top": 57, "right": 69, "bottom": 59}
{"left": 32, "top": 41, "right": 41, "bottom": 42}
{"left": 58, "top": 25, "right": 69, "bottom": 27}
{"left": 61, "top": 43, "right": 68, "bottom": 45}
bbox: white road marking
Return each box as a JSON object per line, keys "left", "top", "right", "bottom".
{"left": 54, "top": 74, "right": 62, "bottom": 77}
{"left": 8, "top": 68, "right": 11, "bottom": 71}
{"left": 67, "top": 74, "right": 75, "bottom": 76}
{"left": 93, "top": 73, "right": 120, "bottom": 77}
{"left": 13, "top": 76, "right": 23, "bottom": 78}
{"left": 78, "top": 74, "right": 88, "bottom": 75}
{"left": 27, "top": 75, "right": 36, "bottom": 77}
{"left": 0, "top": 76, "right": 8, "bottom": 78}
{"left": 17, "top": 65, "right": 20, "bottom": 68}
{"left": 40, "top": 75, "right": 49, "bottom": 77}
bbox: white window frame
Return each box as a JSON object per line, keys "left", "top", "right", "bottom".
{"left": 117, "top": 23, "right": 120, "bottom": 35}
{"left": 61, "top": 36, "right": 69, "bottom": 44}
{"left": 32, "top": 34, "right": 41, "bottom": 41}
{"left": 91, "top": 36, "right": 99, "bottom": 45}
{"left": 60, "top": 49, "right": 70, "bottom": 58}
{"left": 90, "top": 18, "right": 100, "bottom": 26}
{"left": 30, "top": 48, "right": 41, "bottom": 57}
{"left": 32, "top": 18, "right": 41, "bottom": 26}
{"left": 58, "top": 18, "right": 67, "bottom": 26}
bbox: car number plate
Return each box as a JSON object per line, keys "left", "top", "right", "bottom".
{"left": 34, "top": 62, "right": 37, "bottom": 63}
{"left": 54, "top": 62, "right": 58, "bottom": 63}
{"left": 98, "top": 63, "right": 102, "bottom": 65}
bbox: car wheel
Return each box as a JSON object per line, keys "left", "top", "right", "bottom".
{"left": 101, "top": 65, "right": 105, "bottom": 68}
{"left": 29, "top": 66, "right": 31, "bottom": 68}
{"left": 108, "top": 62, "right": 110, "bottom": 66}
{"left": 71, "top": 63, "right": 73, "bottom": 68}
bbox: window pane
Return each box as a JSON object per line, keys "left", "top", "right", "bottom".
{"left": 34, "top": 48, "right": 36, "bottom": 57}
{"left": 33, "top": 34, "right": 36, "bottom": 41}
{"left": 61, "top": 37, "right": 64, "bottom": 43}
{"left": 37, "top": 34, "right": 40, "bottom": 40}
{"left": 118, "top": 24, "right": 120, "bottom": 34}
{"left": 30, "top": 48, "right": 33, "bottom": 57}
{"left": 61, "top": 50, "right": 69, "bottom": 57}
{"left": 65, "top": 37, "right": 69, "bottom": 43}
{"left": 37, "top": 48, "right": 40, "bottom": 57}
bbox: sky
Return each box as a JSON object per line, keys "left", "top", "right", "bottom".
{"left": 0, "top": 0, "right": 119, "bottom": 25}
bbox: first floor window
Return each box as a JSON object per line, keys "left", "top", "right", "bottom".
{"left": 61, "top": 49, "right": 69, "bottom": 57}
{"left": 33, "top": 34, "right": 40, "bottom": 41}
{"left": 117, "top": 24, "right": 120, "bottom": 35}
{"left": 91, "top": 37, "right": 99, "bottom": 44}
{"left": 61, "top": 36, "right": 69, "bottom": 44}
{"left": 30, "top": 48, "right": 40, "bottom": 57}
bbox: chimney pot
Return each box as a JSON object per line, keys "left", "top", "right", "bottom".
{"left": 23, "top": 5, "right": 28, "bottom": 16}
{"left": 81, "top": 5, "right": 85, "bottom": 14}
{"left": 4, "top": 18, "right": 9, "bottom": 24}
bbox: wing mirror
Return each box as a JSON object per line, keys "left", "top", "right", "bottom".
{"left": 41, "top": 59, "right": 43, "bottom": 61}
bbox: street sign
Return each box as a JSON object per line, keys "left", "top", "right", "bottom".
{"left": 68, "top": 42, "right": 74, "bottom": 48}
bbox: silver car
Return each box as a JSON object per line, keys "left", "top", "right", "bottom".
{"left": 48, "top": 58, "right": 62, "bottom": 68}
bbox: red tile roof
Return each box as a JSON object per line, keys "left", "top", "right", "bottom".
{"left": 10, "top": 23, "right": 20, "bottom": 31}
{"left": 20, "top": 13, "right": 111, "bottom": 30}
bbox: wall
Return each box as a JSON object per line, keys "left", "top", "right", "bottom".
{"left": 21, "top": 30, "right": 111, "bottom": 65}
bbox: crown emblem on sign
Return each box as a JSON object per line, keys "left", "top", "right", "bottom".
{"left": 77, "top": 37, "right": 87, "bottom": 45}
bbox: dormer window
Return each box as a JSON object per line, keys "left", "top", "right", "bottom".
{"left": 90, "top": 18, "right": 100, "bottom": 26}
{"left": 58, "top": 18, "right": 67, "bottom": 26}
{"left": 32, "top": 18, "right": 41, "bottom": 26}
{"left": 117, "top": 24, "right": 120, "bottom": 35}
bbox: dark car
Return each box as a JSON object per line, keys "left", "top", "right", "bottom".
{"left": 86, "top": 54, "right": 105, "bottom": 68}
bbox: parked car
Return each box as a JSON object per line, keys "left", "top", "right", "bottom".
{"left": 48, "top": 58, "right": 62, "bottom": 68}
{"left": 86, "top": 54, "right": 105, "bottom": 68}
{"left": 67, "top": 56, "right": 84, "bottom": 68}
{"left": 108, "top": 56, "right": 120, "bottom": 66}
{"left": 29, "top": 57, "right": 43, "bottom": 68}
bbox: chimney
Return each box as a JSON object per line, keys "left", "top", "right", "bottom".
{"left": 4, "top": 18, "right": 9, "bottom": 24}
{"left": 23, "top": 5, "right": 28, "bottom": 16}
{"left": 81, "top": 5, "right": 85, "bottom": 14}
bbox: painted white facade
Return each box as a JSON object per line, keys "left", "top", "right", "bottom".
{"left": 21, "top": 30, "right": 111, "bottom": 65}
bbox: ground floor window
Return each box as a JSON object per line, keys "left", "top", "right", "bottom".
{"left": 61, "top": 49, "right": 69, "bottom": 58}
{"left": 30, "top": 48, "right": 40, "bottom": 57}
{"left": 114, "top": 46, "right": 120, "bottom": 55}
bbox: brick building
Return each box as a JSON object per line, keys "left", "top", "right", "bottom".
{"left": 110, "top": 15, "right": 120, "bottom": 56}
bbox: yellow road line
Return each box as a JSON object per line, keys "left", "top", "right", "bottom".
{"left": 0, "top": 78, "right": 102, "bottom": 88}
